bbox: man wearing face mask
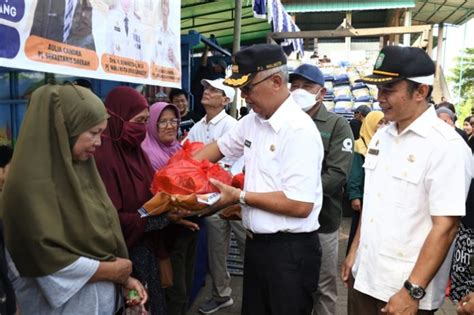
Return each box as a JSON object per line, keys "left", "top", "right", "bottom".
{"left": 290, "top": 63, "right": 354, "bottom": 315}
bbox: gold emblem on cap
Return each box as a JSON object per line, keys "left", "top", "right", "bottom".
{"left": 408, "top": 154, "right": 416, "bottom": 162}
{"left": 232, "top": 65, "right": 239, "bottom": 73}
{"left": 224, "top": 74, "right": 251, "bottom": 87}
{"left": 270, "top": 144, "right": 275, "bottom": 151}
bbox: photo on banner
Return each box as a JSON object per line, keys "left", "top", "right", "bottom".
{"left": 0, "top": 0, "right": 181, "bottom": 87}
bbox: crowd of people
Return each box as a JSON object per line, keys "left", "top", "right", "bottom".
{"left": 0, "top": 42, "right": 472, "bottom": 315}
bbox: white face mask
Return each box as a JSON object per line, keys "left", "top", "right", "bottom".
{"left": 292, "top": 88, "right": 321, "bottom": 111}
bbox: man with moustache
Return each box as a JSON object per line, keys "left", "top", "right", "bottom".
{"left": 193, "top": 44, "right": 323, "bottom": 315}
{"left": 341, "top": 46, "right": 472, "bottom": 315}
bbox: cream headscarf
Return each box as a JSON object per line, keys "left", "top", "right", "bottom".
{"left": 354, "top": 111, "right": 384, "bottom": 156}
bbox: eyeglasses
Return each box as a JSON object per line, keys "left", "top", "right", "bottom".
{"left": 240, "top": 72, "right": 277, "bottom": 95}
{"left": 157, "top": 118, "right": 179, "bottom": 129}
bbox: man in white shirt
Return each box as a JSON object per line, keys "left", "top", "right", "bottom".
{"left": 194, "top": 44, "right": 323, "bottom": 315}
{"left": 29, "top": 0, "right": 95, "bottom": 50}
{"left": 152, "top": 0, "right": 179, "bottom": 70}
{"left": 341, "top": 46, "right": 472, "bottom": 314}
{"left": 187, "top": 79, "right": 237, "bottom": 148}
{"left": 187, "top": 79, "right": 246, "bottom": 314}
{"left": 106, "top": 0, "right": 143, "bottom": 61}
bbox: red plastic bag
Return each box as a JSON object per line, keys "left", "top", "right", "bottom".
{"left": 231, "top": 173, "right": 245, "bottom": 189}
{"left": 168, "top": 141, "right": 205, "bottom": 164}
{"left": 150, "top": 141, "right": 232, "bottom": 195}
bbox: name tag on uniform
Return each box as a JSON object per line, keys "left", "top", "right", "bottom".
{"left": 244, "top": 139, "right": 252, "bottom": 148}
{"left": 368, "top": 148, "right": 379, "bottom": 155}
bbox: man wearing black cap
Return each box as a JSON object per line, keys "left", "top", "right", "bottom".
{"left": 341, "top": 46, "right": 472, "bottom": 314}
{"left": 194, "top": 44, "right": 323, "bottom": 315}
{"left": 290, "top": 63, "right": 353, "bottom": 315}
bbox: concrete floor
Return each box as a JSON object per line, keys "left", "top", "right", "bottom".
{"left": 187, "top": 217, "right": 459, "bottom": 315}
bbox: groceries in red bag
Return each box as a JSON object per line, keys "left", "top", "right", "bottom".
{"left": 139, "top": 141, "right": 232, "bottom": 217}
{"left": 231, "top": 173, "right": 244, "bottom": 189}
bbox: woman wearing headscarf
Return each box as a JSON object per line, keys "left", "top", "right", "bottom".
{"left": 142, "top": 102, "right": 181, "bottom": 171}
{"left": 142, "top": 102, "right": 199, "bottom": 315}
{"left": 449, "top": 127, "right": 474, "bottom": 310}
{"left": 95, "top": 87, "right": 173, "bottom": 314}
{"left": 0, "top": 145, "right": 15, "bottom": 315}
{"left": 346, "top": 110, "right": 385, "bottom": 252}
{"left": 2, "top": 83, "right": 147, "bottom": 314}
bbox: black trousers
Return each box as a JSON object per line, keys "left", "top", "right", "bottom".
{"left": 242, "top": 231, "right": 321, "bottom": 315}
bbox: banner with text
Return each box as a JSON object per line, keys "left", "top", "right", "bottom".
{"left": 0, "top": 0, "right": 181, "bottom": 87}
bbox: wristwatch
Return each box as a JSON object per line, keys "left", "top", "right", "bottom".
{"left": 239, "top": 190, "right": 247, "bottom": 205}
{"left": 404, "top": 280, "right": 426, "bottom": 300}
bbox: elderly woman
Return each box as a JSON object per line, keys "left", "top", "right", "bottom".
{"left": 142, "top": 102, "right": 199, "bottom": 315}
{"left": 2, "top": 83, "right": 146, "bottom": 314}
{"left": 142, "top": 102, "right": 182, "bottom": 170}
{"left": 95, "top": 87, "right": 182, "bottom": 314}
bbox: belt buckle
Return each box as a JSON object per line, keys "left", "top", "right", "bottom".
{"left": 245, "top": 229, "right": 254, "bottom": 240}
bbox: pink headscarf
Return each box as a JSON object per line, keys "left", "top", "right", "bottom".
{"left": 141, "top": 102, "right": 181, "bottom": 171}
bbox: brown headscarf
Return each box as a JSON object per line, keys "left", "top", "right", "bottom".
{"left": 1, "top": 83, "right": 128, "bottom": 277}
{"left": 94, "top": 86, "right": 154, "bottom": 249}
